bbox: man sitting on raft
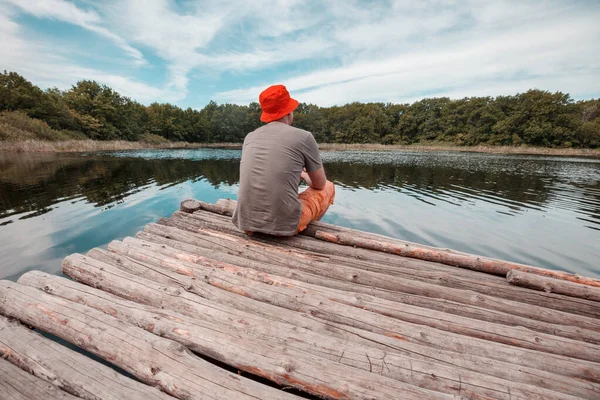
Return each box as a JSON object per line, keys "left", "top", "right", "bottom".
{"left": 232, "top": 84, "right": 335, "bottom": 236}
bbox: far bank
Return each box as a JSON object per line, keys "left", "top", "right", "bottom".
{"left": 1, "top": 139, "right": 599, "bottom": 157}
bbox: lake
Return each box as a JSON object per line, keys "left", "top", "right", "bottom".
{"left": 0, "top": 149, "right": 598, "bottom": 281}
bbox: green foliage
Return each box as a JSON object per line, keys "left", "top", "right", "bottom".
{"left": 0, "top": 111, "right": 85, "bottom": 141}
{"left": 1, "top": 71, "right": 599, "bottom": 148}
{"left": 139, "top": 132, "right": 170, "bottom": 145}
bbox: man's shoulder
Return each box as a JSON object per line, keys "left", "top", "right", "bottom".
{"left": 247, "top": 123, "right": 313, "bottom": 142}
{"left": 278, "top": 124, "right": 315, "bottom": 144}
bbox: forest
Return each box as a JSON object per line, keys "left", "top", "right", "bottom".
{"left": 1, "top": 70, "right": 599, "bottom": 148}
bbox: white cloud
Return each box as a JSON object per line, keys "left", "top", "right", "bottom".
{"left": 0, "top": 7, "right": 168, "bottom": 103}
{"left": 1, "top": 0, "right": 599, "bottom": 107}
{"left": 4, "top": 0, "right": 146, "bottom": 65}
{"left": 215, "top": 1, "right": 600, "bottom": 106}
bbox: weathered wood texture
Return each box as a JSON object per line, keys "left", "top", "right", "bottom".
{"left": 100, "top": 239, "right": 600, "bottom": 384}
{"left": 162, "top": 212, "right": 600, "bottom": 323}
{"left": 179, "top": 199, "right": 202, "bottom": 213}
{"left": 316, "top": 230, "right": 600, "bottom": 287}
{"left": 126, "top": 233, "right": 600, "bottom": 357}
{"left": 142, "top": 221, "right": 600, "bottom": 344}
{"left": 210, "top": 198, "right": 600, "bottom": 288}
{"left": 0, "top": 358, "right": 81, "bottom": 400}
{"left": 0, "top": 280, "right": 300, "bottom": 400}
{"left": 20, "top": 270, "right": 483, "bottom": 400}
{"left": 0, "top": 315, "right": 173, "bottom": 400}
{"left": 508, "top": 269, "right": 600, "bottom": 302}
{"left": 71, "top": 251, "right": 600, "bottom": 398}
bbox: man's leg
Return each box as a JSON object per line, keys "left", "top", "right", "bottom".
{"left": 297, "top": 181, "right": 335, "bottom": 233}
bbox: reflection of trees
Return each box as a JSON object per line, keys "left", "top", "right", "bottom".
{"left": 1, "top": 153, "right": 598, "bottom": 229}
{"left": 325, "top": 160, "right": 553, "bottom": 209}
{"left": 0, "top": 154, "right": 240, "bottom": 218}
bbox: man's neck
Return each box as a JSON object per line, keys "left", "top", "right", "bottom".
{"left": 274, "top": 115, "right": 292, "bottom": 125}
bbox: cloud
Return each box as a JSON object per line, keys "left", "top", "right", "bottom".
{"left": 215, "top": 1, "right": 600, "bottom": 106}
{"left": 1, "top": 0, "right": 599, "bottom": 107}
{"left": 98, "top": 0, "right": 334, "bottom": 98}
{"left": 4, "top": 0, "right": 146, "bottom": 65}
{"left": 0, "top": 7, "right": 167, "bottom": 103}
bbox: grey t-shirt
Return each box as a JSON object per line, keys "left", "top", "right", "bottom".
{"left": 232, "top": 122, "right": 323, "bottom": 236}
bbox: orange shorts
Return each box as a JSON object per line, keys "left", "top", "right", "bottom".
{"left": 297, "top": 180, "right": 336, "bottom": 233}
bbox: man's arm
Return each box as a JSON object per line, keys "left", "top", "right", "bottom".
{"left": 300, "top": 168, "right": 326, "bottom": 189}
{"left": 304, "top": 167, "right": 326, "bottom": 190}
{"left": 302, "top": 133, "right": 327, "bottom": 190}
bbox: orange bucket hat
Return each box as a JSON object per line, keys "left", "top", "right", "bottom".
{"left": 259, "top": 84, "right": 299, "bottom": 123}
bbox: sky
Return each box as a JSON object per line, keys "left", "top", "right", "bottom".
{"left": 1, "top": 0, "right": 599, "bottom": 109}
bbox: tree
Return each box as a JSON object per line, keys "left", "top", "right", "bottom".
{"left": 1, "top": 71, "right": 598, "bottom": 148}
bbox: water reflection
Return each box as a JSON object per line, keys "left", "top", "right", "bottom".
{"left": 0, "top": 150, "right": 598, "bottom": 280}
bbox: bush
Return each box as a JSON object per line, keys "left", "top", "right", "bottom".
{"left": 139, "top": 132, "right": 171, "bottom": 145}
{"left": 0, "top": 111, "right": 85, "bottom": 141}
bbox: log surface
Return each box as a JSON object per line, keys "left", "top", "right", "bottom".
{"left": 0, "top": 358, "right": 80, "bottom": 400}
{"left": 67, "top": 252, "right": 600, "bottom": 399}
{"left": 0, "top": 280, "right": 300, "bottom": 400}
{"left": 19, "top": 270, "right": 466, "bottom": 400}
{"left": 141, "top": 222, "right": 600, "bottom": 344}
{"left": 508, "top": 269, "right": 600, "bottom": 302}
{"left": 0, "top": 315, "right": 173, "bottom": 400}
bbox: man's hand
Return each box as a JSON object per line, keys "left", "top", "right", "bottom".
{"left": 300, "top": 169, "right": 313, "bottom": 187}
{"left": 302, "top": 167, "right": 326, "bottom": 190}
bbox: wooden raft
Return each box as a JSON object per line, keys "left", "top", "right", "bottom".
{"left": 1, "top": 199, "right": 600, "bottom": 399}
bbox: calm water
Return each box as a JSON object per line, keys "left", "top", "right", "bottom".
{"left": 0, "top": 149, "right": 598, "bottom": 280}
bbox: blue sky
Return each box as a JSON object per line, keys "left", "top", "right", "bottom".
{"left": 1, "top": 0, "right": 599, "bottom": 109}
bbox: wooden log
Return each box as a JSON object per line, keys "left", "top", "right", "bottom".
{"left": 0, "top": 280, "right": 300, "bottom": 400}
{"left": 107, "top": 238, "right": 600, "bottom": 378}
{"left": 136, "top": 226, "right": 600, "bottom": 345}
{"left": 193, "top": 200, "right": 234, "bottom": 215}
{"left": 507, "top": 270, "right": 600, "bottom": 302}
{"left": 179, "top": 199, "right": 202, "bottom": 213}
{"left": 158, "top": 217, "right": 506, "bottom": 282}
{"left": 0, "top": 315, "right": 173, "bottom": 400}
{"left": 147, "top": 221, "right": 600, "bottom": 338}
{"left": 70, "top": 252, "right": 600, "bottom": 398}
{"left": 0, "top": 358, "right": 80, "bottom": 400}
{"left": 207, "top": 199, "right": 600, "bottom": 291}
{"left": 316, "top": 230, "right": 600, "bottom": 288}
{"left": 20, "top": 271, "right": 473, "bottom": 400}
{"left": 215, "top": 198, "right": 236, "bottom": 214}
{"left": 121, "top": 236, "right": 600, "bottom": 363}
{"left": 169, "top": 210, "right": 600, "bottom": 319}
{"left": 161, "top": 215, "right": 600, "bottom": 329}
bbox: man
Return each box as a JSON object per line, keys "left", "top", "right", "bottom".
{"left": 232, "top": 84, "right": 335, "bottom": 236}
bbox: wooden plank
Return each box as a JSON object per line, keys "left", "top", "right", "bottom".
{"left": 162, "top": 215, "right": 600, "bottom": 328}
{"left": 0, "top": 357, "right": 81, "bottom": 400}
{"left": 0, "top": 280, "right": 300, "bottom": 400}
{"left": 508, "top": 270, "right": 600, "bottom": 302}
{"left": 134, "top": 229, "right": 600, "bottom": 345}
{"left": 173, "top": 210, "right": 600, "bottom": 319}
{"left": 211, "top": 198, "right": 600, "bottom": 289}
{"left": 20, "top": 271, "right": 469, "bottom": 400}
{"left": 0, "top": 315, "right": 174, "bottom": 400}
{"left": 121, "top": 236, "right": 600, "bottom": 362}
{"left": 73, "top": 252, "right": 600, "bottom": 398}
{"left": 105, "top": 239, "right": 600, "bottom": 378}
{"left": 141, "top": 222, "right": 600, "bottom": 344}
{"left": 316, "top": 230, "right": 600, "bottom": 287}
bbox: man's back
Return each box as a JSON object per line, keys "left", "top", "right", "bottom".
{"left": 232, "top": 121, "right": 322, "bottom": 236}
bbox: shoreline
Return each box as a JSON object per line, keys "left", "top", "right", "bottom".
{"left": 1, "top": 139, "right": 599, "bottom": 157}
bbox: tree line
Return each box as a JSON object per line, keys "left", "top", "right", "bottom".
{"left": 1, "top": 70, "right": 599, "bottom": 147}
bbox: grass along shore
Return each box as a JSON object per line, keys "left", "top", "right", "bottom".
{"left": 1, "top": 139, "right": 599, "bottom": 156}
{"left": 0, "top": 139, "right": 240, "bottom": 153}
